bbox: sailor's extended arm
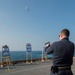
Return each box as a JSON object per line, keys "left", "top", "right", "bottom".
{"left": 46, "top": 43, "right": 55, "bottom": 55}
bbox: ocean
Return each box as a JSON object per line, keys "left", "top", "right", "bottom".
{"left": 0, "top": 51, "right": 53, "bottom": 62}
{"left": 0, "top": 50, "right": 75, "bottom": 62}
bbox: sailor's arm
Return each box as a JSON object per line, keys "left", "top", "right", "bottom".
{"left": 46, "top": 43, "right": 55, "bottom": 54}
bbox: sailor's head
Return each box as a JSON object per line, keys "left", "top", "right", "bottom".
{"left": 59, "top": 29, "right": 70, "bottom": 40}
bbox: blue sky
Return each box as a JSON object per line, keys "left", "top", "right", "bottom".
{"left": 0, "top": 0, "right": 75, "bottom": 51}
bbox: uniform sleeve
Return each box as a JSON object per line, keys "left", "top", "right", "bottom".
{"left": 46, "top": 43, "right": 55, "bottom": 55}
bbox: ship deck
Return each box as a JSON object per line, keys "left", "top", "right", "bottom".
{"left": 0, "top": 58, "right": 75, "bottom": 75}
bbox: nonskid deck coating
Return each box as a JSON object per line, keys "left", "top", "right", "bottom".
{"left": 0, "top": 59, "right": 75, "bottom": 75}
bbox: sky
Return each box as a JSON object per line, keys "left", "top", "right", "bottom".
{"left": 0, "top": 0, "right": 75, "bottom": 51}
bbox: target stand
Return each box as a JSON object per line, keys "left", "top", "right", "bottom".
{"left": 41, "top": 47, "right": 48, "bottom": 62}
{"left": 26, "top": 43, "right": 33, "bottom": 64}
{"left": 1, "top": 45, "right": 13, "bottom": 72}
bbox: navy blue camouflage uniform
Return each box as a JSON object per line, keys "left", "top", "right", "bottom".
{"left": 46, "top": 38, "right": 74, "bottom": 75}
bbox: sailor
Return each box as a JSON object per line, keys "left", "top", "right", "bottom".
{"left": 46, "top": 29, "right": 74, "bottom": 75}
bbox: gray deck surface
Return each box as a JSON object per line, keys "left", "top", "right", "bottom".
{"left": 0, "top": 58, "right": 75, "bottom": 75}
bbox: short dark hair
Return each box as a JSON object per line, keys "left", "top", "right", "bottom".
{"left": 61, "top": 29, "right": 70, "bottom": 37}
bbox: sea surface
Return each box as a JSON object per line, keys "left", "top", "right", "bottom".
{"left": 0, "top": 50, "right": 75, "bottom": 62}
{"left": 0, "top": 51, "right": 53, "bottom": 61}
